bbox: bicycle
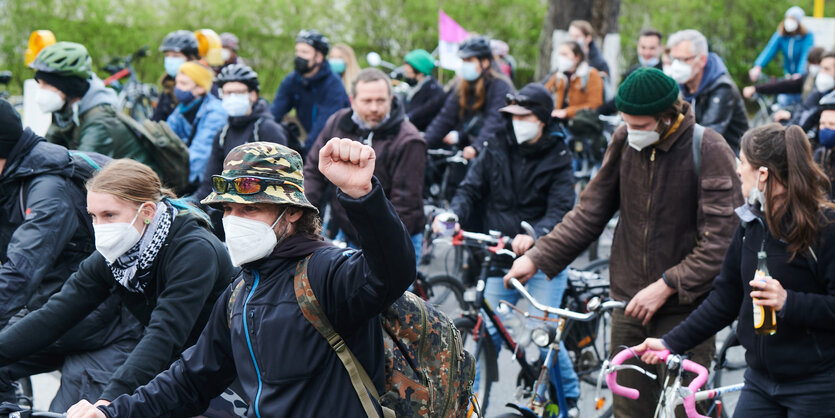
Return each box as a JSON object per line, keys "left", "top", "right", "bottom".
{"left": 604, "top": 346, "right": 745, "bottom": 418}
{"left": 102, "top": 46, "right": 158, "bottom": 122}
{"left": 706, "top": 323, "right": 746, "bottom": 418}
{"left": 749, "top": 93, "right": 780, "bottom": 129}
{"left": 412, "top": 269, "right": 469, "bottom": 319}
{"left": 0, "top": 401, "right": 65, "bottom": 418}
{"left": 448, "top": 225, "right": 620, "bottom": 417}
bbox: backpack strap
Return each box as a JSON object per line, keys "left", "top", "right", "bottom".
{"left": 218, "top": 124, "right": 230, "bottom": 148}
{"left": 692, "top": 123, "right": 705, "bottom": 177}
{"left": 226, "top": 277, "right": 246, "bottom": 329}
{"left": 253, "top": 117, "right": 263, "bottom": 143}
{"left": 292, "top": 255, "right": 394, "bottom": 418}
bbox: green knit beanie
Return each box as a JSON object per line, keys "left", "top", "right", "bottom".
{"left": 615, "top": 67, "right": 680, "bottom": 115}
{"left": 404, "top": 49, "right": 435, "bottom": 75}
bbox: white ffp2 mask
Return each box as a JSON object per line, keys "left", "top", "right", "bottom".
{"left": 223, "top": 209, "right": 287, "bottom": 267}
{"left": 95, "top": 206, "right": 144, "bottom": 264}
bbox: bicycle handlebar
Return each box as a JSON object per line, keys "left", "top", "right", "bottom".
{"left": 607, "top": 346, "right": 710, "bottom": 418}
{"left": 507, "top": 278, "right": 625, "bottom": 321}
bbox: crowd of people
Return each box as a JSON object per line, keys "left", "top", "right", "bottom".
{"left": 0, "top": 4, "right": 833, "bottom": 417}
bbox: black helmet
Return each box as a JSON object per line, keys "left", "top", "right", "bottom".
{"left": 458, "top": 36, "right": 493, "bottom": 60}
{"left": 160, "top": 30, "right": 199, "bottom": 57}
{"left": 295, "top": 29, "right": 330, "bottom": 55}
{"left": 217, "top": 63, "right": 260, "bottom": 92}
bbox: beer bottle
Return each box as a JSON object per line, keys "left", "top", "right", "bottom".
{"left": 753, "top": 250, "right": 777, "bottom": 335}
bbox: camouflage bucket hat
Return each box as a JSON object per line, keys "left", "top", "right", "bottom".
{"left": 200, "top": 141, "right": 317, "bottom": 213}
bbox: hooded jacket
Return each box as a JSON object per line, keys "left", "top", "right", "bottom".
{"left": 0, "top": 212, "right": 236, "bottom": 400}
{"left": 545, "top": 61, "right": 605, "bottom": 119}
{"left": 754, "top": 31, "right": 815, "bottom": 76}
{"left": 423, "top": 72, "right": 514, "bottom": 154}
{"left": 194, "top": 99, "right": 291, "bottom": 202}
{"left": 526, "top": 103, "right": 743, "bottom": 315}
{"left": 167, "top": 94, "right": 228, "bottom": 183}
{"left": 45, "top": 76, "right": 159, "bottom": 171}
{"left": 680, "top": 53, "right": 749, "bottom": 155}
{"left": 270, "top": 60, "right": 352, "bottom": 153}
{"left": 404, "top": 76, "right": 447, "bottom": 131}
{"left": 450, "top": 117, "right": 575, "bottom": 241}
{"left": 0, "top": 132, "right": 96, "bottom": 327}
{"left": 304, "top": 97, "right": 426, "bottom": 241}
{"left": 664, "top": 206, "right": 835, "bottom": 382}
{"left": 99, "top": 179, "right": 416, "bottom": 418}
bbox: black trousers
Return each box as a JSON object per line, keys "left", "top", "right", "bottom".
{"left": 734, "top": 367, "right": 835, "bottom": 417}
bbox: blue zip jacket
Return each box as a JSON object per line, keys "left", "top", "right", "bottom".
{"left": 754, "top": 31, "right": 814, "bottom": 76}
{"left": 100, "top": 178, "right": 416, "bottom": 417}
{"left": 167, "top": 95, "right": 228, "bottom": 183}
{"left": 270, "top": 60, "right": 351, "bottom": 154}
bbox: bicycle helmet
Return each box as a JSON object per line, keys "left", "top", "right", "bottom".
{"left": 296, "top": 29, "right": 330, "bottom": 55}
{"left": 29, "top": 42, "right": 92, "bottom": 79}
{"left": 160, "top": 30, "right": 200, "bottom": 57}
{"left": 458, "top": 36, "right": 493, "bottom": 60}
{"left": 217, "top": 63, "right": 259, "bottom": 92}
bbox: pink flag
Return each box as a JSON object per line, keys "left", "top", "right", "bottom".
{"left": 439, "top": 9, "right": 468, "bottom": 43}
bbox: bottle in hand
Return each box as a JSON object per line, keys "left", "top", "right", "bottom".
{"left": 753, "top": 250, "right": 777, "bottom": 335}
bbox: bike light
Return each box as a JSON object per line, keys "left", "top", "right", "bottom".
{"left": 531, "top": 325, "right": 556, "bottom": 347}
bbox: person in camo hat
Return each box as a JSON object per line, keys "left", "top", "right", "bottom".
{"left": 75, "top": 139, "right": 416, "bottom": 418}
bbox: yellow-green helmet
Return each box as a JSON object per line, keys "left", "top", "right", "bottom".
{"left": 29, "top": 42, "right": 93, "bottom": 79}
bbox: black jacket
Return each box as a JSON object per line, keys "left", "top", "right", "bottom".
{"left": 450, "top": 119, "right": 575, "bottom": 239}
{"left": 788, "top": 88, "right": 832, "bottom": 132}
{"left": 663, "top": 206, "right": 835, "bottom": 381}
{"left": 587, "top": 41, "right": 610, "bottom": 76}
{"left": 424, "top": 73, "right": 514, "bottom": 153}
{"left": 0, "top": 131, "right": 94, "bottom": 327}
{"left": 151, "top": 75, "right": 177, "bottom": 122}
{"left": 0, "top": 213, "right": 236, "bottom": 400}
{"left": 404, "top": 76, "right": 447, "bottom": 132}
{"left": 100, "top": 179, "right": 416, "bottom": 417}
{"left": 194, "top": 99, "right": 292, "bottom": 202}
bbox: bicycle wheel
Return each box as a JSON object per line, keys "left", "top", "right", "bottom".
{"left": 15, "top": 376, "right": 33, "bottom": 408}
{"left": 455, "top": 315, "right": 497, "bottom": 416}
{"left": 712, "top": 326, "right": 746, "bottom": 418}
{"left": 423, "top": 273, "right": 468, "bottom": 318}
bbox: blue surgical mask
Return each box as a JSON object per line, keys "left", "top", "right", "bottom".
{"left": 638, "top": 55, "right": 660, "bottom": 68}
{"left": 459, "top": 62, "right": 481, "bottom": 82}
{"left": 329, "top": 58, "right": 346, "bottom": 75}
{"left": 164, "top": 57, "right": 186, "bottom": 78}
{"left": 820, "top": 128, "right": 835, "bottom": 148}
{"left": 174, "top": 88, "right": 195, "bottom": 105}
{"left": 222, "top": 93, "right": 251, "bottom": 117}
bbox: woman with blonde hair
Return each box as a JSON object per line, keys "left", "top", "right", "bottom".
{"left": 328, "top": 43, "right": 361, "bottom": 93}
{"left": 0, "top": 159, "right": 236, "bottom": 415}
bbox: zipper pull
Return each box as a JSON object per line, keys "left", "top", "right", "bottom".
{"left": 650, "top": 148, "right": 656, "bottom": 162}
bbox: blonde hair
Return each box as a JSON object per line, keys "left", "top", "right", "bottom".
{"left": 331, "top": 43, "right": 361, "bottom": 93}
{"left": 86, "top": 159, "right": 175, "bottom": 206}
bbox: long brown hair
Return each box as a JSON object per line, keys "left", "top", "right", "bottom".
{"left": 86, "top": 159, "right": 175, "bottom": 205}
{"left": 458, "top": 59, "right": 503, "bottom": 118}
{"left": 779, "top": 20, "right": 808, "bottom": 36}
{"left": 741, "top": 124, "right": 834, "bottom": 259}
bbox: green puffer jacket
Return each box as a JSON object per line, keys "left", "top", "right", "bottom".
{"left": 46, "top": 76, "right": 160, "bottom": 173}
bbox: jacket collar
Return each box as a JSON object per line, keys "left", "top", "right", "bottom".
{"left": 337, "top": 95, "right": 406, "bottom": 139}
{"left": 654, "top": 102, "right": 695, "bottom": 153}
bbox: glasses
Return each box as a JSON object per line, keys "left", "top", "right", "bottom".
{"left": 671, "top": 55, "right": 698, "bottom": 64}
{"left": 211, "top": 175, "right": 303, "bottom": 195}
{"left": 505, "top": 93, "right": 538, "bottom": 108}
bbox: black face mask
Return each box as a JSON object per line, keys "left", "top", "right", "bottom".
{"left": 294, "top": 56, "right": 312, "bottom": 74}
{"left": 405, "top": 77, "right": 418, "bottom": 87}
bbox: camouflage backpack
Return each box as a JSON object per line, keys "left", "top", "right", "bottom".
{"left": 293, "top": 256, "right": 476, "bottom": 418}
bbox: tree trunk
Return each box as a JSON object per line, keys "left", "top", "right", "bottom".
{"left": 536, "top": 0, "right": 621, "bottom": 80}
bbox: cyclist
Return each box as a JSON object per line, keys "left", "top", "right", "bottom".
{"left": 749, "top": 6, "right": 814, "bottom": 108}
{"left": 304, "top": 69, "right": 425, "bottom": 260}
{"left": 423, "top": 36, "right": 515, "bottom": 161}
{"left": 545, "top": 40, "right": 604, "bottom": 120}
{"left": 154, "top": 30, "right": 201, "bottom": 122}
{"left": 598, "top": 28, "right": 664, "bottom": 116}
{"left": 0, "top": 158, "right": 235, "bottom": 415}
{"left": 328, "top": 43, "right": 361, "bottom": 94}
{"left": 166, "top": 61, "right": 227, "bottom": 192}
{"left": 401, "top": 48, "right": 446, "bottom": 132}
{"left": 491, "top": 39, "right": 516, "bottom": 81}
{"left": 773, "top": 51, "right": 835, "bottom": 130}
{"left": 506, "top": 68, "right": 742, "bottom": 418}
{"left": 271, "top": 30, "right": 351, "bottom": 154}
{"left": 434, "top": 83, "right": 579, "bottom": 412}
{"left": 568, "top": 20, "right": 610, "bottom": 76}
{"left": 638, "top": 123, "right": 835, "bottom": 417}
{"left": 667, "top": 29, "right": 748, "bottom": 155}
{"left": 219, "top": 32, "right": 246, "bottom": 69}
{"left": 814, "top": 92, "right": 835, "bottom": 198}
{"left": 67, "top": 140, "right": 416, "bottom": 418}
{"left": 31, "top": 42, "right": 158, "bottom": 171}
{"left": 743, "top": 46, "right": 825, "bottom": 102}
{"left": 0, "top": 101, "right": 140, "bottom": 411}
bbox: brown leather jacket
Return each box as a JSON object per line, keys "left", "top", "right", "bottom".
{"left": 304, "top": 100, "right": 426, "bottom": 242}
{"left": 527, "top": 104, "right": 743, "bottom": 314}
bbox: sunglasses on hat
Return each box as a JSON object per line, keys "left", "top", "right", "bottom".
{"left": 211, "top": 175, "right": 303, "bottom": 195}
{"left": 505, "top": 93, "right": 538, "bottom": 108}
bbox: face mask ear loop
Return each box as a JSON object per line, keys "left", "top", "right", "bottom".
{"left": 272, "top": 208, "right": 291, "bottom": 244}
